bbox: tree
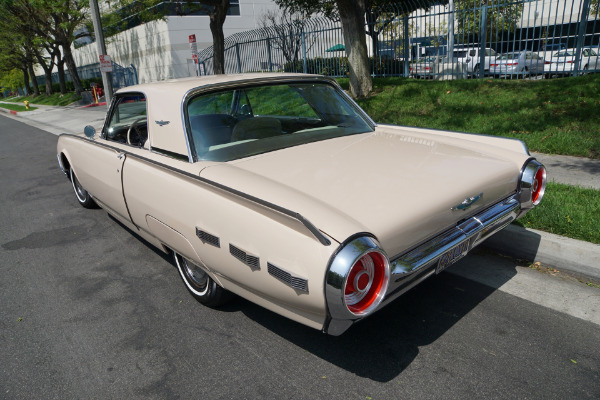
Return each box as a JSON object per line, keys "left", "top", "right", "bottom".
{"left": 0, "top": 69, "right": 25, "bottom": 94}
{"left": 455, "top": 0, "right": 524, "bottom": 43}
{"left": 273, "top": 0, "right": 437, "bottom": 97}
{"left": 274, "top": 0, "right": 372, "bottom": 98}
{"left": 0, "top": 0, "right": 88, "bottom": 94}
{"left": 591, "top": 0, "right": 599, "bottom": 19}
{"left": 259, "top": 8, "right": 317, "bottom": 65}
{"left": 106, "top": 0, "right": 231, "bottom": 74}
{"left": 0, "top": 7, "right": 40, "bottom": 95}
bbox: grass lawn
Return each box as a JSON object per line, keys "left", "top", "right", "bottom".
{"left": 0, "top": 103, "right": 38, "bottom": 112}
{"left": 338, "top": 74, "right": 600, "bottom": 159}
{"left": 6, "top": 92, "right": 81, "bottom": 107}
{"left": 337, "top": 75, "right": 600, "bottom": 244}
{"left": 515, "top": 182, "right": 600, "bottom": 245}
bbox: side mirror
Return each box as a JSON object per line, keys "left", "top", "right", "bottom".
{"left": 83, "top": 125, "right": 96, "bottom": 139}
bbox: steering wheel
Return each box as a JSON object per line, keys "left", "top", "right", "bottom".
{"left": 127, "top": 118, "right": 147, "bottom": 147}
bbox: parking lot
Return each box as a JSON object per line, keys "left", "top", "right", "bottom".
{"left": 1, "top": 114, "right": 599, "bottom": 399}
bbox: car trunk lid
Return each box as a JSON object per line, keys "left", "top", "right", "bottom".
{"left": 200, "top": 127, "right": 525, "bottom": 256}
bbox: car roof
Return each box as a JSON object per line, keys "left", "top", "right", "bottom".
{"left": 113, "top": 73, "right": 331, "bottom": 159}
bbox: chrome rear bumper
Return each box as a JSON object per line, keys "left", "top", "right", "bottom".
{"left": 324, "top": 195, "right": 521, "bottom": 335}
{"left": 381, "top": 195, "right": 520, "bottom": 307}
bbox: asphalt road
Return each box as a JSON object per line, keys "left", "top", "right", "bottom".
{"left": 1, "top": 114, "right": 599, "bottom": 399}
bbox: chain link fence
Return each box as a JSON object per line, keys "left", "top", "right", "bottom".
{"left": 197, "top": 0, "right": 600, "bottom": 80}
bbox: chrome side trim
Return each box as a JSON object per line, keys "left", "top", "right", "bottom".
{"left": 58, "top": 134, "right": 331, "bottom": 247}
{"left": 229, "top": 244, "right": 260, "bottom": 270}
{"left": 267, "top": 262, "right": 308, "bottom": 293}
{"left": 195, "top": 227, "right": 220, "bottom": 248}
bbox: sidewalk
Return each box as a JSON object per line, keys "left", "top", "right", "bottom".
{"left": 2, "top": 100, "right": 600, "bottom": 280}
{"left": 0, "top": 100, "right": 108, "bottom": 135}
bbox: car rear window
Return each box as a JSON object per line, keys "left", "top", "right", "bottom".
{"left": 185, "top": 82, "right": 374, "bottom": 162}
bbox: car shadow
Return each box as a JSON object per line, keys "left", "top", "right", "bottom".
{"left": 232, "top": 248, "right": 520, "bottom": 382}
{"left": 108, "top": 214, "right": 521, "bottom": 382}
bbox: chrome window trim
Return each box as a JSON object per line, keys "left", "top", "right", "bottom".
{"left": 102, "top": 91, "right": 152, "bottom": 151}
{"left": 57, "top": 133, "right": 331, "bottom": 247}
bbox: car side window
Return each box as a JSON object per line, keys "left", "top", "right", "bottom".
{"left": 469, "top": 50, "right": 476, "bottom": 57}
{"left": 104, "top": 93, "right": 148, "bottom": 147}
{"left": 583, "top": 49, "right": 590, "bottom": 57}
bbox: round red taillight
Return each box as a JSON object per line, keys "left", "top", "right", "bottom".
{"left": 531, "top": 166, "right": 546, "bottom": 205}
{"left": 344, "top": 251, "right": 389, "bottom": 315}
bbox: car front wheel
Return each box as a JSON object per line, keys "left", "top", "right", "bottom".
{"left": 174, "top": 252, "right": 232, "bottom": 307}
{"left": 70, "top": 167, "right": 97, "bottom": 209}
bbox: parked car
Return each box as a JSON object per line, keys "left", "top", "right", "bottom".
{"left": 56, "top": 73, "right": 546, "bottom": 336}
{"left": 544, "top": 47, "right": 600, "bottom": 77}
{"left": 451, "top": 46, "right": 497, "bottom": 75}
{"left": 489, "top": 51, "right": 546, "bottom": 78}
{"left": 409, "top": 56, "right": 444, "bottom": 78}
{"left": 538, "top": 43, "right": 566, "bottom": 59}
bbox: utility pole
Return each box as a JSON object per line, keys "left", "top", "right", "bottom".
{"left": 89, "top": 0, "right": 113, "bottom": 106}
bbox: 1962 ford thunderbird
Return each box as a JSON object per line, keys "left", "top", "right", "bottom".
{"left": 57, "top": 73, "right": 546, "bottom": 335}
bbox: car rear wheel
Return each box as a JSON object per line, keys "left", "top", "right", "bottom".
{"left": 70, "top": 168, "right": 97, "bottom": 209}
{"left": 174, "top": 252, "right": 232, "bottom": 307}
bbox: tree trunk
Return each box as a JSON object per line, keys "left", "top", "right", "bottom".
{"left": 57, "top": 58, "right": 67, "bottom": 94}
{"left": 62, "top": 44, "right": 84, "bottom": 94}
{"left": 209, "top": 0, "right": 230, "bottom": 75}
{"left": 337, "top": 0, "right": 372, "bottom": 98}
{"left": 34, "top": 52, "right": 55, "bottom": 96}
{"left": 22, "top": 68, "right": 31, "bottom": 96}
{"left": 27, "top": 63, "right": 40, "bottom": 96}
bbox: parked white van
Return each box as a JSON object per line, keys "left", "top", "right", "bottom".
{"left": 451, "top": 46, "right": 498, "bottom": 75}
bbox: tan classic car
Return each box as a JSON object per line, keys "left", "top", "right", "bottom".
{"left": 57, "top": 73, "right": 546, "bottom": 335}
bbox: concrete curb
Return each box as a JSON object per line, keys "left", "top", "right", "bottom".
{"left": 483, "top": 224, "right": 600, "bottom": 281}
{"left": 0, "top": 106, "right": 17, "bottom": 115}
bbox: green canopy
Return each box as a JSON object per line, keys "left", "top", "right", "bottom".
{"left": 326, "top": 44, "right": 345, "bottom": 52}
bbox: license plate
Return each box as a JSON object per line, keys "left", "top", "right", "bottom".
{"left": 436, "top": 240, "right": 470, "bottom": 274}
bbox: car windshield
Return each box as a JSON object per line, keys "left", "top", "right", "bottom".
{"left": 186, "top": 82, "right": 373, "bottom": 162}
{"left": 498, "top": 53, "right": 519, "bottom": 60}
{"left": 554, "top": 50, "right": 576, "bottom": 57}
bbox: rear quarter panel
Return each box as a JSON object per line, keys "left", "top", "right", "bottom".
{"left": 120, "top": 151, "right": 335, "bottom": 330}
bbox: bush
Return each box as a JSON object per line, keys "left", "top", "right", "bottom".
{"left": 81, "top": 77, "right": 103, "bottom": 90}
{"left": 51, "top": 81, "right": 75, "bottom": 93}
{"left": 283, "top": 56, "right": 404, "bottom": 76}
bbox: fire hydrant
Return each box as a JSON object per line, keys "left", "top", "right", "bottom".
{"left": 24, "top": 100, "right": 30, "bottom": 110}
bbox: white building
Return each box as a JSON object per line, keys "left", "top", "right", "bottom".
{"left": 72, "top": 0, "right": 280, "bottom": 83}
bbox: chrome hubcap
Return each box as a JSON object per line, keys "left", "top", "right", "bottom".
{"left": 183, "top": 258, "right": 208, "bottom": 289}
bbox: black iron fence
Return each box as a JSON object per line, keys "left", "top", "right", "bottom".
{"left": 197, "top": 0, "right": 600, "bottom": 80}
{"left": 36, "top": 61, "right": 138, "bottom": 92}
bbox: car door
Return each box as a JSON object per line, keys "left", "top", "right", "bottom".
{"left": 81, "top": 92, "right": 148, "bottom": 221}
